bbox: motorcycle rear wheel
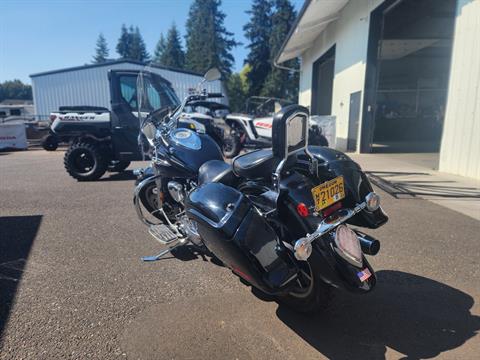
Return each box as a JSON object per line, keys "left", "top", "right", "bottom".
{"left": 278, "top": 250, "right": 332, "bottom": 313}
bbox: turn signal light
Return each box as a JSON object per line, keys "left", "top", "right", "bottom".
{"left": 365, "top": 192, "right": 381, "bottom": 211}
{"left": 294, "top": 238, "right": 312, "bottom": 261}
{"left": 296, "top": 203, "right": 309, "bottom": 217}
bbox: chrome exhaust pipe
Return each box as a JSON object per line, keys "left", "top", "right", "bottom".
{"left": 355, "top": 231, "right": 381, "bottom": 256}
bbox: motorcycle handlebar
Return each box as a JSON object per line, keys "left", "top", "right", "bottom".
{"left": 207, "top": 93, "right": 223, "bottom": 98}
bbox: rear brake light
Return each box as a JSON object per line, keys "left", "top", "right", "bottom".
{"left": 296, "top": 203, "right": 309, "bottom": 217}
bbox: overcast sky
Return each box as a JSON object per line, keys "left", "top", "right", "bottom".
{"left": 0, "top": 0, "right": 304, "bottom": 83}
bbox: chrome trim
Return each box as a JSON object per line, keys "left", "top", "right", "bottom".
{"left": 272, "top": 111, "right": 317, "bottom": 189}
{"left": 133, "top": 174, "right": 163, "bottom": 226}
{"left": 365, "top": 192, "right": 380, "bottom": 211}
{"left": 303, "top": 202, "right": 367, "bottom": 246}
{"left": 169, "top": 128, "right": 201, "bottom": 150}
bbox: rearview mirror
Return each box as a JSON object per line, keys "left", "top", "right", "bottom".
{"left": 204, "top": 68, "right": 221, "bottom": 82}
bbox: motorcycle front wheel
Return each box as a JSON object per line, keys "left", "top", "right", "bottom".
{"left": 222, "top": 129, "right": 241, "bottom": 158}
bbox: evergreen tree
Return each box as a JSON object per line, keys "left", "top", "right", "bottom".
{"left": 116, "top": 24, "right": 131, "bottom": 59}
{"left": 185, "top": 0, "right": 239, "bottom": 75}
{"left": 261, "top": 0, "right": 298, "bottom": 101}
{"left": 93, "top": 33, "right": 109, "bottom": 63}
{"left": 152, "top": 34, "right": 166, "bottom": 64}
{"left": 243, "top": 0, "right": 273, "bottom": 96}
{"left": 226, "top": 64, "right": 250, "bottom": 112}
{"left": 130, "top": 26, "right": 150, "bottom": 62}
{"left": 159, "top": 24, "right": 185, "bottom": 68}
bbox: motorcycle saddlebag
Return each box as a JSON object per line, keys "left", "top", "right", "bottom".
{"left": 186, "top": 182, "right": 297, "bottom": 292}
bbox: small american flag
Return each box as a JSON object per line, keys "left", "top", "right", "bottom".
{"left": 357, "top": 268, "right": 372, "bottom": 282}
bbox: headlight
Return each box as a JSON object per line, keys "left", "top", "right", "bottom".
{"left": 334, "top": 225, "right": 362, "bottom": 267}
{"left": 365, "top": 192, "right": 380, "bottom": 211}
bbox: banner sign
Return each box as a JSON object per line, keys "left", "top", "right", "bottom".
{"left": 0, "top": 123, "right": 28, "bottom": 150}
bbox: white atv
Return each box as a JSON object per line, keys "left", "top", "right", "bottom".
{"left": 224, "top": 96, "right": 328, "bottom": 158}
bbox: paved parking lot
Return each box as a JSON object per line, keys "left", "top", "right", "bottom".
{"left": 1, "top": 150, "right": 479, "bottom": 359}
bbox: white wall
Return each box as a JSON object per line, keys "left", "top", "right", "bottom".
{"left": 299, "top": 0, "right": 383, "bottom": 152}
{"left": 439, "top": 0, "right": 480, "bottom": 180}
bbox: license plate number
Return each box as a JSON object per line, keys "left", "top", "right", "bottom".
{"left": 311, "top": 176, "right": 345, "bottom": 211}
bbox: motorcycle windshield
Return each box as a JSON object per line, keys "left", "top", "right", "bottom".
{"left": 136, "top": 63, "right": 180, "bottom": 127}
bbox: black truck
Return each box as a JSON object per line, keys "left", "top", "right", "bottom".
{"left": 50, "top": 69, "right": 180, "bottom": 181}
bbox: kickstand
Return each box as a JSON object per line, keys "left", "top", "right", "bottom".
{"left": 141, "top": 243, "right": 181, "bottom": 262}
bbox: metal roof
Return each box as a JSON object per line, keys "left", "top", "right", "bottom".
{"left": 276, "top": 0, "right": 349, "bottom": 64}
{"left": 30, "top": 59, "right": 203, "bottom": 78}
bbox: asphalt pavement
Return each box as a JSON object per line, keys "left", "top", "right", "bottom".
{"left": 1, "top": 150, "right": 479, "bottom": 359}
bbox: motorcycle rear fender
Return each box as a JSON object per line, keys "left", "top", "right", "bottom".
{"left": 279, "top": 175, "right": 377, "bottom": 293}
{"left": 312, "top": 235, "right": 376, "bottom": 293}
{"left": 186, "top": 182, "right": 298, "bottom": 294}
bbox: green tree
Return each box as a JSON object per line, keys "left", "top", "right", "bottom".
{"left": 226, "top": 64, "right": 250, "bottom": 112}
{"left": 92, "top": 33, "right": 109, "bottom": 63}
{"left": 261, "top": 0, "right": 298, "bottom": 101}
{"left": 152, "top": 33, "right": 166, "bottom": 64}
{"left": 116, "top": 25, "right": 149, "bottom": 61}
{"left": 159, "top": 24, "right": 185, "bottom": 68}
{"left": 129, "top": 26, "right": 150, "bottom": 62}
{"left": 0, "top": 80, "right": 32, "bottom": 102}
{"left": 116, "top": 24, "right": 131, "bottom": 59}
{"left": 185, "top": 0, "right": 239, "bottom": 75}
{"left": 243, "top": 0, "right": 273, "bottom": 96}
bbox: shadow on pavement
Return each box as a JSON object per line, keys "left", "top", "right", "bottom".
{"left": 276, "top": 270, "right": 480, "bottom": 359}
{"left": 0, "top": 215, "right": 42, "bottom": 340}
{"left": 367, "top": 171, "right": 480, "bottom": 199}
{"left": 99, "top": 170, "right": 137, "bottom": 182}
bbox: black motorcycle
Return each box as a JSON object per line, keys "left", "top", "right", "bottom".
{"left": 134, "top": 71, "right": 388, "bottom": 312}
{"left": 133, "top": 68, "right": 226, "bottom": 247}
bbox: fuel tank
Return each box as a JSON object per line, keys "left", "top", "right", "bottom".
{"left": 168, "top": 128, "right": 223, "bottom": 174}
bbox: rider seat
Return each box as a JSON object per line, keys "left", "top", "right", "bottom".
{"left": 232, "top": 149, "right": 278, "bottom": 180}
{"left": 198, "top": 160, "right": 236, "bottom": 186}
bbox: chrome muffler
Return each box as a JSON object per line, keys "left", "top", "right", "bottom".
{"left": 355, "top": 231, "right": 381, "bottom": 256}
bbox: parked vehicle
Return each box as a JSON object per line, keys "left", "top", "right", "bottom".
{"left": 134, "top": 70, "right": 388, "bottom": 312}
{"left": 225, "top": 96, "right": 328, "bottom": 158}
{"left": 50, "top": 70, "right": 180, "bottom": 180}
{"left": 179, "top": 100, "right": 237, "bottom": 158}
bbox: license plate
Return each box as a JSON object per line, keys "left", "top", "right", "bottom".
{"left": 311, "top": 176, "right": 345, "bottom": 211}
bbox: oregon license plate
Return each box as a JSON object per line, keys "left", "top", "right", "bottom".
{"left": 311, "top": 176, "right": 346, "bottom": 211}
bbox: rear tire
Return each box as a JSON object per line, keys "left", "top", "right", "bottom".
{"left": 108, "top": 160, "right": 131, "bottom": 172}
{"left": 64, "top": 141, "right": 108, "bottom": 181}
{"left": 42, "top": 134, "right": 58, "bottom": 151}
{"left": 278, "top": 250, "right": 332, "bottom": 313}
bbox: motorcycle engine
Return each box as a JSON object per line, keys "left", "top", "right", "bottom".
{"left": 178, "top": 215, "right": 203, "bottom": 246}
{"left": 167, "top": 181, "right": 185, "bottom": 203}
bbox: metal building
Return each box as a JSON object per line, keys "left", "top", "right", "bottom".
{"left": 277, "top": 0, "right": 480, "bottom": 180}
{"left": 30, "top": 60, "right": 224, "bottom": 116}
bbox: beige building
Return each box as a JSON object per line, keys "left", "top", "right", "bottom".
{"left": 277, "top": 0, "right": 480, "bottom": 180}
